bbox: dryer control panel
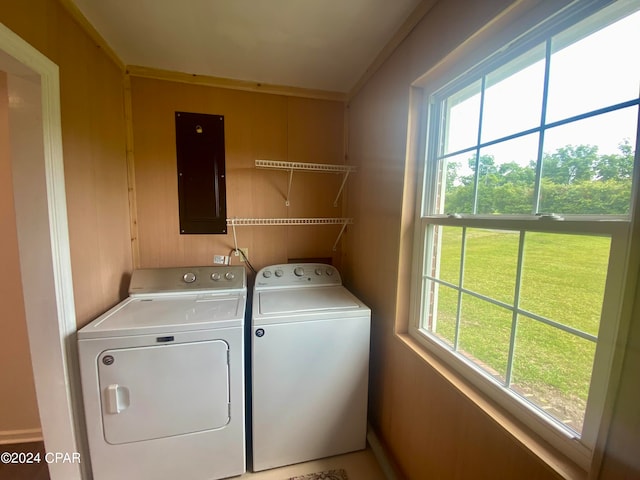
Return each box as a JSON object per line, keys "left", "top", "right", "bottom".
{"left": 255, "top": 263, "right": 341, "bottom": 289}
{"left": 129, "top": 266, "right": 246, "bottom": 295}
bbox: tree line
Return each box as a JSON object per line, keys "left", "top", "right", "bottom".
{"left": 444, "top": 140, "right": 634, "bottom": 215}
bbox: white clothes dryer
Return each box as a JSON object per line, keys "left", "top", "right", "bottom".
{"left": 251, "top": 263, "right": 371, "bottom": 471}
{"left": 78, "top": 266, "right": 247, "bottom": 480}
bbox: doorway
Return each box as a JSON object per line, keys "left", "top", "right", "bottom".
{"left": 0, "top": 23, "right": 82, "bottom": 480}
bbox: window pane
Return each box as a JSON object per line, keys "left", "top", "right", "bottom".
{"left": 511, "top": 315, "right": 596, "bottom": 434}
{"left": 481, "top": 46, "right": 545, "bottom": 143}
{"left": 476, "top": 134, "right": 539, "bottom": 214}
{"left": 440, "top": 151, "right": 476, "bottom": 214}
{"left": 546, "top": 9, "right": 640, "bottom": 123}
{"left": 458, "top": 295, "right": 512, "bottom": 382}
{"left": 424, "top": 280, "right": 458, "bottom": 348}
{"left": 520, "top": 232, "right": 610, "bottom": 336}
{"left": 540, "top": 107, "right": 637, "bottom": 215}
{"left": 443, "top": 80, "right": 481, "bottom": 154}
{"left": 463, "top": 228, "right": 519, "bottom": 304}
{"left": 435, "top": 226, "right": 463, "bottom": 286}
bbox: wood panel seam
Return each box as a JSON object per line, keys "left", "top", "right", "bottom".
{"left": 123, "top": 74, "right": 140, "bottom": 268}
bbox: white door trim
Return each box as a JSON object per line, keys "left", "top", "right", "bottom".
{"left": 1, "top": 21, "right": 82, "bottom": 480}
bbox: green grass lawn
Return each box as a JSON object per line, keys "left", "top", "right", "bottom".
{"left": 428, "top": 227, "right": 610, "bottom": 431}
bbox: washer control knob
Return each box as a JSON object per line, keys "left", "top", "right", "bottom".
{"left": 294, "top": 267, "right": 305, "bottom": 277}
{"left": 225, "top": 272, "right": 235, "bottom": 281}
{"left": 315, "top": 268, "right": 323, "bottom": 276}
{"left": 183, "top": 272, "right": 196, "bottom": 283}
{"left": 211, "top": 272, "right": 221, "bottom": 281}
{"left": 275, "top": 269, "right": 284, "bottom": 277}
{"left": 263, "top": 270, "right": 272, "bottom": 278}
{"left": 326, "top": 268, "right": 334, "bottom": 276}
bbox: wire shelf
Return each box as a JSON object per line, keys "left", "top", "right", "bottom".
{"left": 226, "top": 217, "right": 353, "bottom": 226}
{"left": 255, "top": 159, "right": 356, "bottom": 173}
{"left": 255, "top": 159, "right": 355, "bottom": 207}
{"left": 226, "top": 217, "right": 353, "bottom": 251}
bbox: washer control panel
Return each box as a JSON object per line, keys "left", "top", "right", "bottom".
{"left": 129, "top": 266, "right": 246, "bottom": 295}
{"left": 255, "top": 263, "right": 341, "bottom": 289}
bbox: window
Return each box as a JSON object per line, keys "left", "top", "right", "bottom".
{"left": 411, "top": 0, "right": 639, "bottom": 467}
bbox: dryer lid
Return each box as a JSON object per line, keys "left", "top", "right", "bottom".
{"left": 79, "top": 294, "right": 245, "bottom": 338}
{"left": 258, "top": 286, "right": 360, "bottom": 315}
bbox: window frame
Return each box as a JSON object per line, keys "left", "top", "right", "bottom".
{"left": 407, "top": 0, "right": 639, "bottom": 469}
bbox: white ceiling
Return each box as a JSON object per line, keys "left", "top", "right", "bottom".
{"left": 70, "top": 0, "right": 424, "bottom": 93}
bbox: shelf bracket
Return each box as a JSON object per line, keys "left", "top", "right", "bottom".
{"left": 333, "top": 170, "right": 351, "bottom": 207}
{"left": 332, "top": 219, "right": 350, "bottom": 251}
{"left": 255, "top": 160, "right": 356, "bottom": 208}
{"left": 230, "top": 217, "right": 239, "bottom": 252}
{"left": 286, "top": 167, "right": 294, "bottom": 207}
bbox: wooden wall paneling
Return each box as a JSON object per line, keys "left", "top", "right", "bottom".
{"left": 133, "top": 80, "right": 178, "bottom": 266}
{"left": 284, "top": 224, "right": 337, "bottom": 262}
{"left": 385, "top": 345, "right": 426, "bottom": 477}
{"left": 251, "top": 94, "right": 288, "bottom": 172}
{"left": 223, "top": 85, "right": 265, "bottom": 266}
{"left": 286, "top": 97, "right": 345, "bottom": 216}
{"left": 56, "top": 10, "right": 131, "bottom": 325}
{"left": 130, "top": 76, "right": 349, "bottom": 271}
{"left": 286, "top": 97, "right": 347, "bottom": 264}
{"left": 245, "top": 94, "right": 288, "bottom": 267}
{"left": 455, "top": 403, "right": 565, "bottom": 479}
{"left": 384, "top": 340, "right": 563, "bottom": 479}
{"left": 368, "top": 331, "right": 397, "bottom": 455}
{"left": 386, "top": 345, "right": 460, "bottom": 478}
{"left": 91, "top": 53, "right": 133, "bottom": 313}
{"left": 0, "top": 1, "right": 49, "bottom": 58}
{"left": 58, "top": 18, "right": 102, "bottom": 324}
{"left": 130, "top": 77, "right": 181, "bottom": 267}
{"left": 287, "top": 96, "right": 345, "bottom": 165}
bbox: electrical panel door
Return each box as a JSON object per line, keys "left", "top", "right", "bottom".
{"left": 175, "top": 111, "right": 227, "bottom": 234}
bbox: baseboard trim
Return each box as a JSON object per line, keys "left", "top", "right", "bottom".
{"left": 367, "top": 424, "right": 402, "bottom": 480}
{"left": 0, "top": 428, "right": 43, "bottom": 445}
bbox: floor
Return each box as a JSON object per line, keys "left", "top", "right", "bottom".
{"left": 240, "top": 448, "right": 386, "bottom": 480}
{"left": 0, "top": 442, "right": 49, "bottom": 480}
{"left": 0, "top": 443, "right": 386, "bottom": 480}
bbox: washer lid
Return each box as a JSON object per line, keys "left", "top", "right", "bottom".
{"left": 78, "top": 294, "right": 245, "bottom": 338}
{"left": 258, "top": 286, "right": 360, "bottom": 315}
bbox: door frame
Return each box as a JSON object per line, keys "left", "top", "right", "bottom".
{"left": 0, "top": 22, "right": 82, "bottom": 480}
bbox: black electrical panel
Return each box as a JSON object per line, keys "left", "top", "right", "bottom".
{"left": 175, "top": 111, "right": 227, "bottom": 234}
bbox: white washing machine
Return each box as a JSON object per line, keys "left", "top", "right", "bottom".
{"left": 251, "top": 263, "right": 371, "bottom": 471}
{"left": 78, "top": 266, "right": 247, "bottom": 480}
